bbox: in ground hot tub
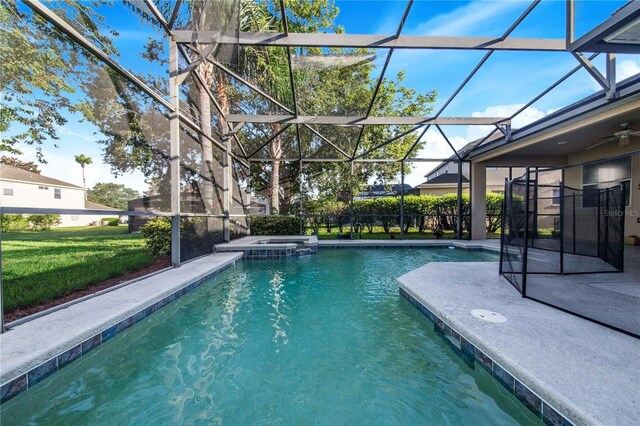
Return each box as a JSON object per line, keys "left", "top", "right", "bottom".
{"left": 215, "top": 235, "right": 318, "bottom": 259}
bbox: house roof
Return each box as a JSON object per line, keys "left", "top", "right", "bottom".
{"left": 423, "top": 131, "right": 509, "bottom": 178}
{"left": 85, "top": 200, "right": 118, "bottom": 210}
{"left": 418, "top": 173, "right": 470, "bottom": 186}
{"left": 0, "top": 164, "right": 83, "bottom": 189}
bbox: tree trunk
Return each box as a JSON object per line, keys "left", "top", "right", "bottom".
{"left": 197, "top": 64, "right": 215, "bottom": 213}
{"left": 269, "top": 124, "right": 283, "bottom": 214}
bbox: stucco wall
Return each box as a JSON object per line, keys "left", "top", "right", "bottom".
{"left": 564, "top": 138, "right": 640, "bottom": 238}
{"left": 0, "top": 180, "right": 114, "bottom": 227}
{"left": 418, "top": 186, "right": 470, "bottom": 196}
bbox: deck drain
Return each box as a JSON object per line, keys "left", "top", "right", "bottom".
{"left": 471, "top": 309, "right": 507, "bottom": 323}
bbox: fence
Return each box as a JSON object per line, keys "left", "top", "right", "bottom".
{"left": 500, "top": 166, "right": 631, "bottom": 335}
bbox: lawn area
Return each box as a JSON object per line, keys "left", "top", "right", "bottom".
{"left": 2, "top": 225, "right": 155, "bottom": 314}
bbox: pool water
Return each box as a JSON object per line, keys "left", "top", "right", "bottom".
{"left": 1, "top": 248, "right": 541, "bottom": 425}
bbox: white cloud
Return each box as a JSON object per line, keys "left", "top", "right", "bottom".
{"left": 405, "top": 102, "right": 558, "bottom": 186}
{"left": 405, "top": 128, "right": 466, "bottom": 186}
{"left": 414, "top": 1, "right": 525, "bottom": 36}
{"left": 618, "top": 58, "right": 640, "bottom": 81}
{"left": 57, "top": 126, "right": 97, "bottom": 143}
{"left": 465, "top": 104, "right": 553, "bottom": 141}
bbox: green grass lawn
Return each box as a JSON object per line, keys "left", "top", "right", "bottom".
{"left": 2, "top": 225, "right": 154, "bottom": 314}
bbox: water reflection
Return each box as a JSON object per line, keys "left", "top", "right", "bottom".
{"left": 268, "top": 270, "right": 289, "bottom": 345}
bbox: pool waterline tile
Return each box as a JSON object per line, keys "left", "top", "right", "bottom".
{"left": 400, "top": 287, "right": 573, "bottom": 426}
{"left": 0, "top": 258, "right": 240, "bottom": 405}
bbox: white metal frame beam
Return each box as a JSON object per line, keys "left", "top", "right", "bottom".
{"left": 225, "top": 114, "right": 509, "bottom": 126}
{"left": 172, "top": 31, "right": 566, "bottom": 51}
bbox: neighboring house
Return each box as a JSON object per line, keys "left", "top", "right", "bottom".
{"left": 0, "top": 165, "right": 119, "bottom": 227}
{"left": 354, "top": 184, "right": 413, "bottom": 200}
{"left": 416, "top": 153, "right": 527, "bottom": 196}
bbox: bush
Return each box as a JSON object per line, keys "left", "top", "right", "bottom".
{"left": 486, "top": 192, "right": 504, "bottom": 233}
{"left": 101, "top": 217, "right": 120, "bottom": 226}
{"left": 27, "top": 214, "right": 61, "bottom": 231}
{"left": 251, "top": 216, "right": 299, "bottom": 235}
{"left": 140, "top": 217, "right": 171, "bottom": 257}
{"left": 1, "top": 214, "right": 29, "bottom": 232}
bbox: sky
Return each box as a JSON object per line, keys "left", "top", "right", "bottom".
{"left": 8, "top": 0, "right": 640, "bottom": 192}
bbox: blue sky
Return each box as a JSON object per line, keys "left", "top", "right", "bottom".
{"left": 10, "top": 0, "right": 640, "bottom": 191}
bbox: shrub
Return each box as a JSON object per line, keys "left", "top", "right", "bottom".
{"left": 251, "top": 216, "right": 299, "bottom": 235}
{"left": 101, "top": 217, "right": 120, "bottom": 226}
{"left": 140, "top": 217, "right": 171, "bottom": 257}
{"left": 1, "top": 214, "right": 29, "bottom": 232}
{"left": 486, "top": 192, "right": 504, "bottom": 233}
{"left": 27, "top": 214, "right": 61, "bottom": 231}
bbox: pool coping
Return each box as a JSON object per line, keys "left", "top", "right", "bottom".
{"left": 398, "top": 261, "right": 640, "bottom": 426}
{"left": 0, "top": 252, "right": 243, "bottom": 404}
{"left": 399, "top": 286, "right": 575, "bottom": 426}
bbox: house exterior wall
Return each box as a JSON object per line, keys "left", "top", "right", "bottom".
{"left": 562, "top": 139, "right": 640, "bottom": 239}
{"left": 417, "top": 186, "right": 470, "bottom": 196}
{"left": 0, "top": 180, "right": 108, "bottom": 227}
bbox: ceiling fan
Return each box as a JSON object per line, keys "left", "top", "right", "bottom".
{"left": 586, "top": 122, "right": 640, "bottom": 150}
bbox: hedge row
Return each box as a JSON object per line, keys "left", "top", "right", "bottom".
{"left": 1, "top": 214, "right": 62, "bottom": 232}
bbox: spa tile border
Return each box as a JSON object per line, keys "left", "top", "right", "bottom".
{"left": 399, "top": 287, "right": 575, "bottom": 426}
{"left": 0, "top": 260, "right": 238, "bottom": 405}
{"left": 242, "top": 246, "right": 317, "bottom": 260}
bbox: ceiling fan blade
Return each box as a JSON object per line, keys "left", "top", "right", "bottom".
{"left": 586, "top": 138, "right": 616, "bottom": 150}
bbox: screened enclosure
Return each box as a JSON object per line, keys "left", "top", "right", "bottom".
{"left": 1, "top": 0, "right": 639, "bottom": 329}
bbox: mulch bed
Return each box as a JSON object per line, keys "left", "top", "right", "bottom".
{"left": 4, "top": 256, "right": 172, "bottom": 324}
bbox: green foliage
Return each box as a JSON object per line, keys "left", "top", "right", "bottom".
{"left": 372, "top": 197, "right": 399, "bottom": 233}
{"left": 1, "top": 214, "right": 29, "bottom": 232}
{"left": 353, "top": 199, "right": 375, "bottom": 232}
{"left": 0, "top": 1, "right": 115, "bottom": 162}
{"left": 1, "top": 156, "right": 41, "bottom": 174}
{"left": 251, "top": 216, "right": 299, "bottom": 236}
{"left": 27, "top": 214, "right": 61, "bottom": 231}
{"left": 140, "top": 217, "right": 172, "bottom": 258}
{"left": 101, "top": 217, "right": 120, "bottom": 226}
{"left": 303, "top": 192, "right": 503, "bottom": 235}
{"left": 486, "top": 192, "right": 505, "bottom": 233}
{"left": 88, "top": 182, "right": 140, "bottom": 210}
{"left": 2, "top": 226, "right": 153, "bottom": 313}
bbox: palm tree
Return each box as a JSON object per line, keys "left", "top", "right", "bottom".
{"left": 75, "top": 154, "right": 92, "bottom": 199}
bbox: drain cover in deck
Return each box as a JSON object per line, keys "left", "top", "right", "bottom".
{"left": 470, "top": 309, "right": 507, "bottom": 323}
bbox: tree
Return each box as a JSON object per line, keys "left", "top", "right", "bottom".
{"left": 0, "top": 1, "right": 116, "bottom": 163}
{"left": 74, "top": 154, "right": 92, "bottom": 196}
{"left": 87, "top": 182, "right": 140, "bottom": 210}
{"left": 1, "top": 156, "right": 41, "bottom": 174}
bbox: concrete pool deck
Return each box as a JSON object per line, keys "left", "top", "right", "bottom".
{"left": 0, "top": 252, "right": 242, "bottom": 394}
{"left": 398, "top": 261, "right": 640, "bottom": 426}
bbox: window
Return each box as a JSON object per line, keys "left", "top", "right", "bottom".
{"left": 552, "top": 189, "right": 560, "bottom": 205}
{"left": 38, "top": 185, "right": 49, "bottom": 190}
{"left": 444, "top": 166, "right": 449, "bottom": 173}
{"left": 582, "top": 156, "right": 631, "bottom": 207}
{"left": 54, "top": 188, "right": 61, "bottom": 199}
{"left": 3, "top": 183, "right": 13, "bottom": 196}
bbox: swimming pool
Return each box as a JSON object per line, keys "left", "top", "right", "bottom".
{"left": 1, "top": 248, "right": 540, "bottom": 425}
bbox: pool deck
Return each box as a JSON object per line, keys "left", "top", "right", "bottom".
{"left": 398, "top": 260, "right": 640, "bottom": 426}
{"left": 0, "top": 252, "right": 242, "bottom": 389}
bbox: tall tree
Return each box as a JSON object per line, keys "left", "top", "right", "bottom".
{"left": 74, "top": 154, "right": 92, "bottom": 196}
